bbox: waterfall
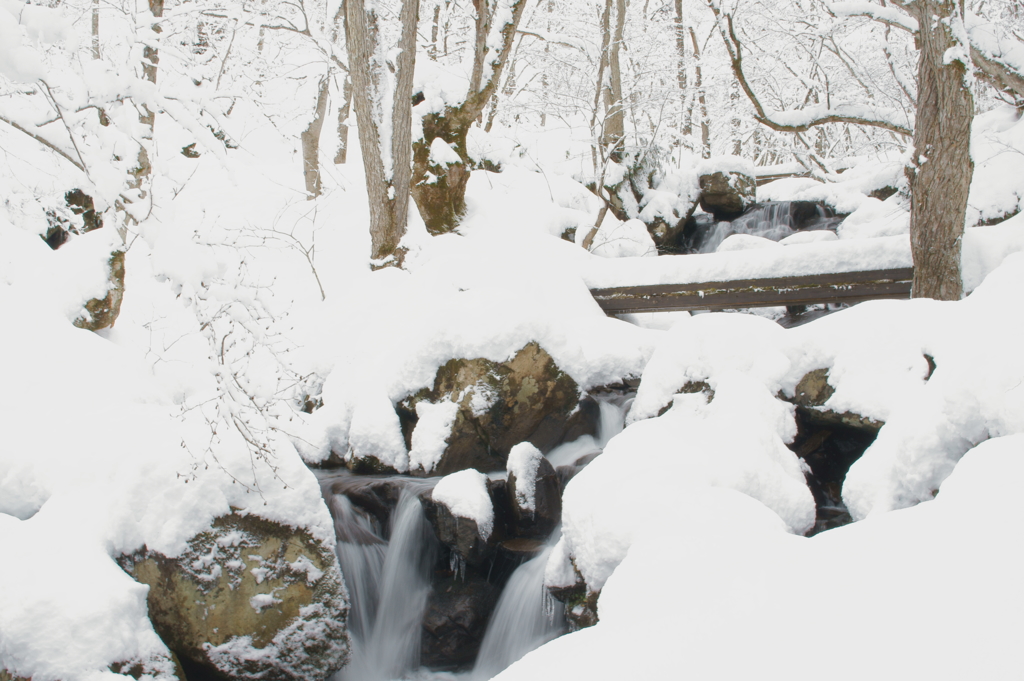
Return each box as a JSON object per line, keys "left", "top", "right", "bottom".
{"left": 699, "top": 202, "right": 797, "bottom": 253}
{"left": 472, "top": 543, "right": 566, "bottom": 680}
{"left": 327, "top": 482, "right": 438, "bottom": 681}
{"left": 546, "top": 392, "right": 632, "bottom": 469}
{"left": 693, "top": 201, "right": 843, "bottom": 254}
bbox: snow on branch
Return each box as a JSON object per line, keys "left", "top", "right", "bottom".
{"left": 706, "top": 1, "right": 913, "bottom": 137}
{"left": 966, "top": 12, "right": 1024, "bottom": 98}
{"left": 825, "top": 2, "right": 918, "bottom": 33}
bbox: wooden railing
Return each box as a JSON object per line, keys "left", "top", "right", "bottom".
{"left": 590, "top": 267, "right": 914, "bottom": 315}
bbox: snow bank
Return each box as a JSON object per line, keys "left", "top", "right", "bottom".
{"left": 503, "top": 434, "right": 1024, "bottom": 681}
{"left": 432, "top": 469, "right": 495, "bottom": 540}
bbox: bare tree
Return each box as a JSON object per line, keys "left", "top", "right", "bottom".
{"left": 410, "top": 0, "right": 528, "bottom": 234}
{"left": 346, "top": 0, "right": 420, "bottom": 264}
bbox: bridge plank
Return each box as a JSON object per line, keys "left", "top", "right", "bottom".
{"left": 590, "top": 267, "right": 913, "bottom": 314}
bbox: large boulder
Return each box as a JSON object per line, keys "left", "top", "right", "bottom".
{"left": 506, "top": 443, "right": 562, "bottom": 538}
{"left": 118, "top": 513, "right": 350, "bottom": 681}
{"left": 399, "top": 343, "right": 580, "bottom": 475}
{"left": 698, "top": 170, "right": 756, "bottom": 220}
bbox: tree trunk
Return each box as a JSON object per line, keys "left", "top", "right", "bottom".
{"left": 301, "top": 76, "right": 330, "bottom": 198}
{"left": 410, "top": 0, "right": 526, "bottom": 235}
{"left": 131, "top": 0, "right": 164, "bottom": 200}
{"left": 906, "top": 0, "right": 973, "bottom": 300}
{"left": 602, "top": 0, "right": 626, "bottom": 162}
{"left": 673, "top": 0, "right": 691, "bottom": 139}
{"left": 91, "top": 0, "right": 100, "bottom": 59}
{"left": 346, "top": 0, "right": 420, "bottom": 264}
{"left": 689, "top": 27, "right": 710, "bottom": 158}
{"left": 334, "top": 75, "right": 351, "bottom": 165}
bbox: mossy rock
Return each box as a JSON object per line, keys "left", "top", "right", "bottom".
{"left": 787, "top": 368, "right": 883, "bottom": 433}
{"left": 119, "top": 513, "right": 350, "bottom": 681}
{"left": 698, "top": 170, "right": 756, "bottom": 219}
{"left": 401, "top": 343, "right": 581, "bottom": 475}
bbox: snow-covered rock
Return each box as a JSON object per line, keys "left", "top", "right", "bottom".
{"left": 118, "top": 513, "right": 350, "bottom": 681}
{"left": 506, "top": 442, "right": 562, "bottom": 537}
{"left": 400, "top": 343, "right": 581, "bottom": 475}
{"left": 426, "top": 470, "right": 496, "bottom": 565}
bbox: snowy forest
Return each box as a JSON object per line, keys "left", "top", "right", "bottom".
{"left": 2, "top": 0, "right": 1024, "bottom": 678}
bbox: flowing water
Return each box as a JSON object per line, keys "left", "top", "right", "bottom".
{"left": 320, "top": 391, "right": 633, "bottom": 681}
{"left": 472, "top": 543, "right": 566, "bottom": 680}
{"left": 696, "top": 201, "right": 842, "bottom": 253}
{"left": 546, "top": 392, "right": 633, "bottom": 469}
{"left": 325, "top": 479, "right": 438, "bottom": 681}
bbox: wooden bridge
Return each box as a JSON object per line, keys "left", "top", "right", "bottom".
{"left": 590, "top": 267, "right": 914, "bottom": 315}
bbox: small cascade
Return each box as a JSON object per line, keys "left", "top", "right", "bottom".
{"left": 472, "top": 543, "right": 566, "bottom": 680}
{"left": 686, "top": 201, "right": 843, "bottom": 254}
{"left": 547, "top": 392, "right": 632, "bottom": 470}
{"left": 325, "top": 479, "right": 438, "bottom": 681}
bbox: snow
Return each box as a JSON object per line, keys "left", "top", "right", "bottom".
{"left": 506, "top": 443, "right": 543, "bottom": 512}
{"left": 432, "top": 469, "right": 495, "bottom": 541}
{"left": 696, "top": 154, "right": 755, "bottom": 177}
{"left": 4, "top": 8, "right": 1024, "bottom": 679}
{"left": 409, "top": 399, "right": 460, "bottom": 474}
{"left": 503, "top": 434, "right": 1024, "bottom": 681}
{"left": 428, "top": 137, "right": 462, "bottom": 167}
{"left": 588, "top": 218, "right": 657, "bottom": 258}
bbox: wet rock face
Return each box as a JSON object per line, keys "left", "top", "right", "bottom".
{"left": 420, "top": 573, "right": 501, "bottom": 669}
{"left": 400, "top": 343, "right": 581, "bottom": 475}
{"left": 422, "top": 497, "right": 497, "bottom": 567}
{"left": 790, "top": 414, "right": 878, "bottom": 536}
{"left": 698, "top": 170, "right": 756, "bottom": 219}
{"left": 508, "top": 455, "right": 562, "bottom": 538}
{"left": 118, "top": 514, "right": 350, "bottom": 681}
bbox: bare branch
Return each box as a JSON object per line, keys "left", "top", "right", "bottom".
{"left": 706, "top": 0, "right": 913, "bottom": 137}
{"left": 0, "top": 112, "right": 86, "bottom": 172}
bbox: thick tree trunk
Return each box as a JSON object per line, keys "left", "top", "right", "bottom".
{"left": 410, "top": 0, "right": 526, "bottom": 235}
{"left": 346, "top": 0, "right": 419, "bottom": 264}
{"left": 301, "top": 76, "right": 330, "bottom": 198}
{"left": 906, "top": 0, "right": 973, "bottom": 300}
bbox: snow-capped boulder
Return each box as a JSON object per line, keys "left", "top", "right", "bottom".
{"left": 786, "top": 368, "right": 883, "bottom": 433}
{"left": 424, "top": 470, "right": 497, "bottom": 566}
{"left": 400, "top": 343, "right": 581, "bottom": 475}
{"left": 506, "top": 443, "right": 562, "bottom": 537}
{"left": 118, "top": 513, "right": 350, "bottom": 681}
{"left": 698, "top": 167, "right": 756, "bottom": 219}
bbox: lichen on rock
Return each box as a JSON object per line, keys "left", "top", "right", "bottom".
{"left": 118, "top": 513, "right": 350, "bottom": 681}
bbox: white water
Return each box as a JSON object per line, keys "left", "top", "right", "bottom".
{"left": 331, "top": 486, "right": 438, "bottom": 681}
{"left": 698, "top": 201, "right": 844, "bottom": 253}
{"left": 472, "top": 543, "right": 566, "bottom": 680}
{"left": 546, "top": 392, "right": 633, "bottom": 469}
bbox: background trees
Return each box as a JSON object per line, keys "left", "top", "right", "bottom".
{"left": 4, "top": 0, "right": 1023, "bottom": 290}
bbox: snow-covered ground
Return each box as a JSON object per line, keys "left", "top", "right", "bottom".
{"left": 2, "top": 95, "right": 1024, "bottom": 681}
